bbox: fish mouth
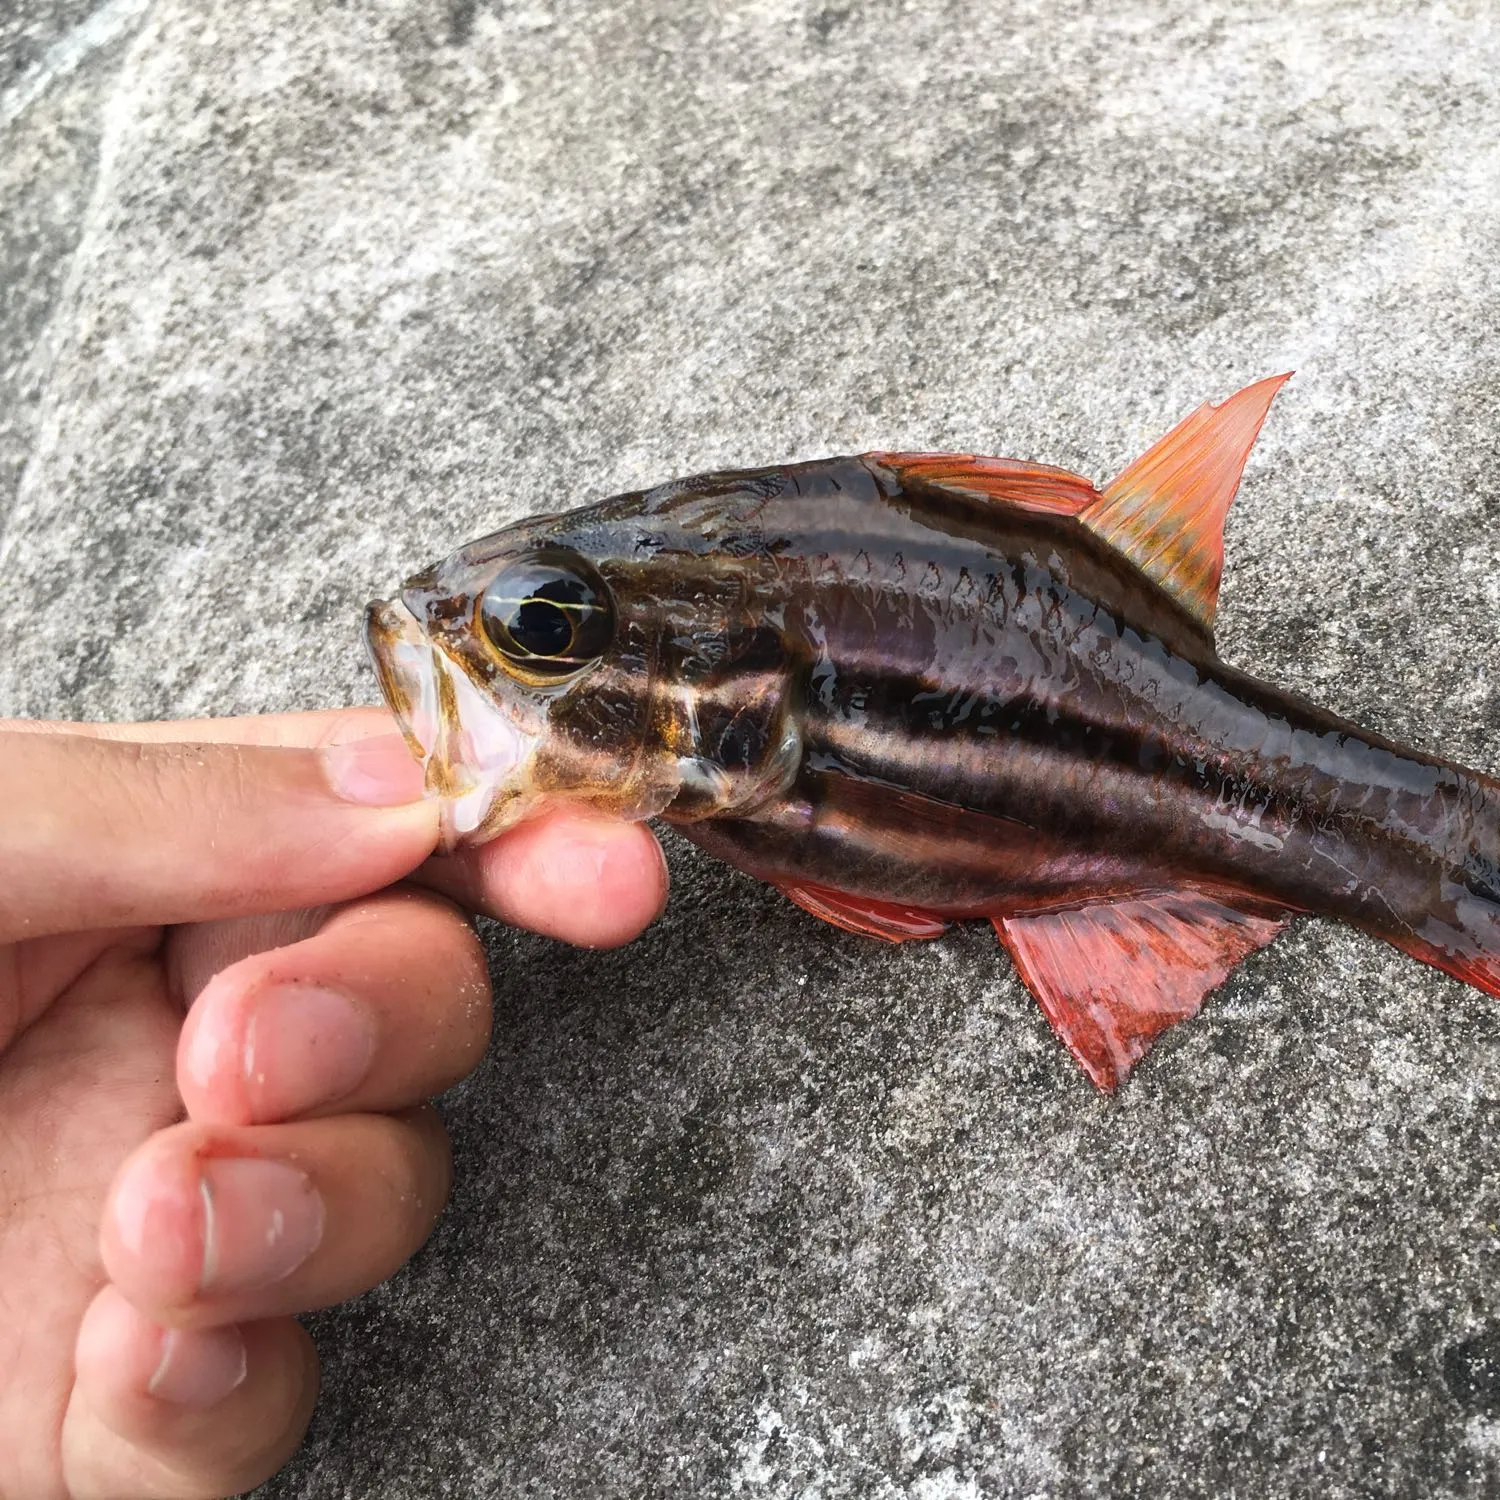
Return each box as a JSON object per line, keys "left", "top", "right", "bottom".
{"left": 364, "top": 597, "right": 543, "bottom": 847}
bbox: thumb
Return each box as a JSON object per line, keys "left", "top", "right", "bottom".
{"left": 0, "top": 730, "right": 438, "bottom": 944}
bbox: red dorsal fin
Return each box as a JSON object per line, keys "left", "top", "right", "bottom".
{"left": 872, "top": 454, "right": 1102, "bottom": 517}
{"left": 994, "top": 889, "right": 1292, "bottom": 1091}
{"left": 777, "top": 881, "right": 951, "bottom": 942}
{"left": 1081, "top": 374, "right": 1291, "bottom": 630}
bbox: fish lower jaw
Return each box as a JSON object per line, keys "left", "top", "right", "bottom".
{"left": 424, "top": 684, "right": 546, "bottom": 849}
{"left": 432, "top": 774, "right": 542, "bottom": 849}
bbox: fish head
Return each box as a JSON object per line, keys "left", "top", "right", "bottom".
{"left": 364, "top": 477, "right": 806, "bottom": 847}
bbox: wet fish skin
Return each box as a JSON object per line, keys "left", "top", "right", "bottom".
{"left": 366, "top": 379, "right": 1500, "bottom": 1089}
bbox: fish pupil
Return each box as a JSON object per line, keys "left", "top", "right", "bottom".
{"left": 512, "top": 597, "right": 574, "bottom": 656}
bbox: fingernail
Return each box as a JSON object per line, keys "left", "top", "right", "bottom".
{"left": 243, "top": 985, "right": 376, "bottom": 1121}
{"left": 200, "top": 1158, "right": 325, "bottom": 1294}
{"left": 148, "top": 1325, "right": 248, "bottom": 1409}
{"left": 323, "top": 733, "right": 427, "bottom": 806}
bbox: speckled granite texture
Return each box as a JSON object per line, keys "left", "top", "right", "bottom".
{"left": 4, "top": 1, "right": 1500, "bottom": 1495}
{"left": 1, "top": 0, "right": 148, "bottom": 541}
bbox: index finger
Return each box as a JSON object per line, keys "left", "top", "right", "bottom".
{"left": 3, "top": 710, "right": 669, "bottom": 948}
{"left": 0, "top": 729, "right": 437, "bottom": 943}
{"left": 0, "top": 707, "right": 390, "bottom": 749}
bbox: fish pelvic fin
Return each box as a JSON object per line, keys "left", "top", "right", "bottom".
{"left": 777, "top": 881, "right": 951, "bottom": 942}
{"left": 994, "top": 889, "right": 1293, "bottom": 1092}
{"left": 1083, "top": 373, "right": 1292, "bottom": 631}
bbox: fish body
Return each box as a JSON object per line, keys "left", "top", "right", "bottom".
{"left": 366, "top": 378, "right": 1500, "bottom": 1089}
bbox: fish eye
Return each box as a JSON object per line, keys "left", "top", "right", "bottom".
{"left": 479, "top": 552, "right": 615, "bottom": 677}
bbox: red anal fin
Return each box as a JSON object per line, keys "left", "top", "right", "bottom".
{"left": 1082, "top": 374, "right": 1291, "bottom": 630}
{"left": 873, "top": 453, "right": 1102, "bottom": 517}
{"left": 994, "top": 890, "right": 1291, "bottom": 1092}
{"left": 777, "top": 881, "right": 951, "bottom": 943}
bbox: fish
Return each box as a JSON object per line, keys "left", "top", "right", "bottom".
{"left": 364, "top": 375, "right": 1500, "bottom": 1091}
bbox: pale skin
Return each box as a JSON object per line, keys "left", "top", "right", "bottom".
{"left": 0, "top": 709, "right": 668, "bottom": 1499}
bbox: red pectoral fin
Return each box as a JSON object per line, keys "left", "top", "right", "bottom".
{"left": 995, "top": 890, "right": 1292, "bottom": 1092}
{"left": 777, "top": 882, "right": 951, "bottom": 942}
{"left": 871, "top": 453, "right": 1103, "bottom": 517}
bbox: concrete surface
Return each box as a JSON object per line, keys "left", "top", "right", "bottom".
{"left": 0, "top": 0, "right": 149, "bottom": 540}
{"left": 3, "top": 1, "right": 1500, "bottom": 1495}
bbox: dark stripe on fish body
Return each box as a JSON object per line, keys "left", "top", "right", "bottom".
{"left": 796, "top": 578, "right": 1488, "bottom": 934}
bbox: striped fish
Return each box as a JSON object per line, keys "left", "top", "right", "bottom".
{"left": 365, "top": 377, "right": 1500, "bottom": 1090}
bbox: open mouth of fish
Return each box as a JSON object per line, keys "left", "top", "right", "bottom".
{"left": 364, "top": 598, "right": 542, "bottom": 846}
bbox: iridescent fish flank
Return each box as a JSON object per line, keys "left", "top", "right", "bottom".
{"left": 365, "top": 377, "right": 1500, "bottom": 1091}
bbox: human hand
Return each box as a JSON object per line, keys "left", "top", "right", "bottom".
{"left": 0, "top": 709, "right": 667, "bottom": 1499}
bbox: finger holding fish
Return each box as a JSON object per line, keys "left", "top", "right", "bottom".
{"left": 0, "top": 709, "right": 671, "bottom": 949}
{"left": 0, "top": 711, "right": 666, "bottom": 1500}
{"left": 416, "top": 806, "right": 669, "bottom": 948}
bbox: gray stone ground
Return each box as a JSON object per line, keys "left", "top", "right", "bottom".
{"left": 0, "top": 0, "right": 148, "bottom": 543}
{"left": 3, "top": 0, "right": 1500, "bottom": 1495}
